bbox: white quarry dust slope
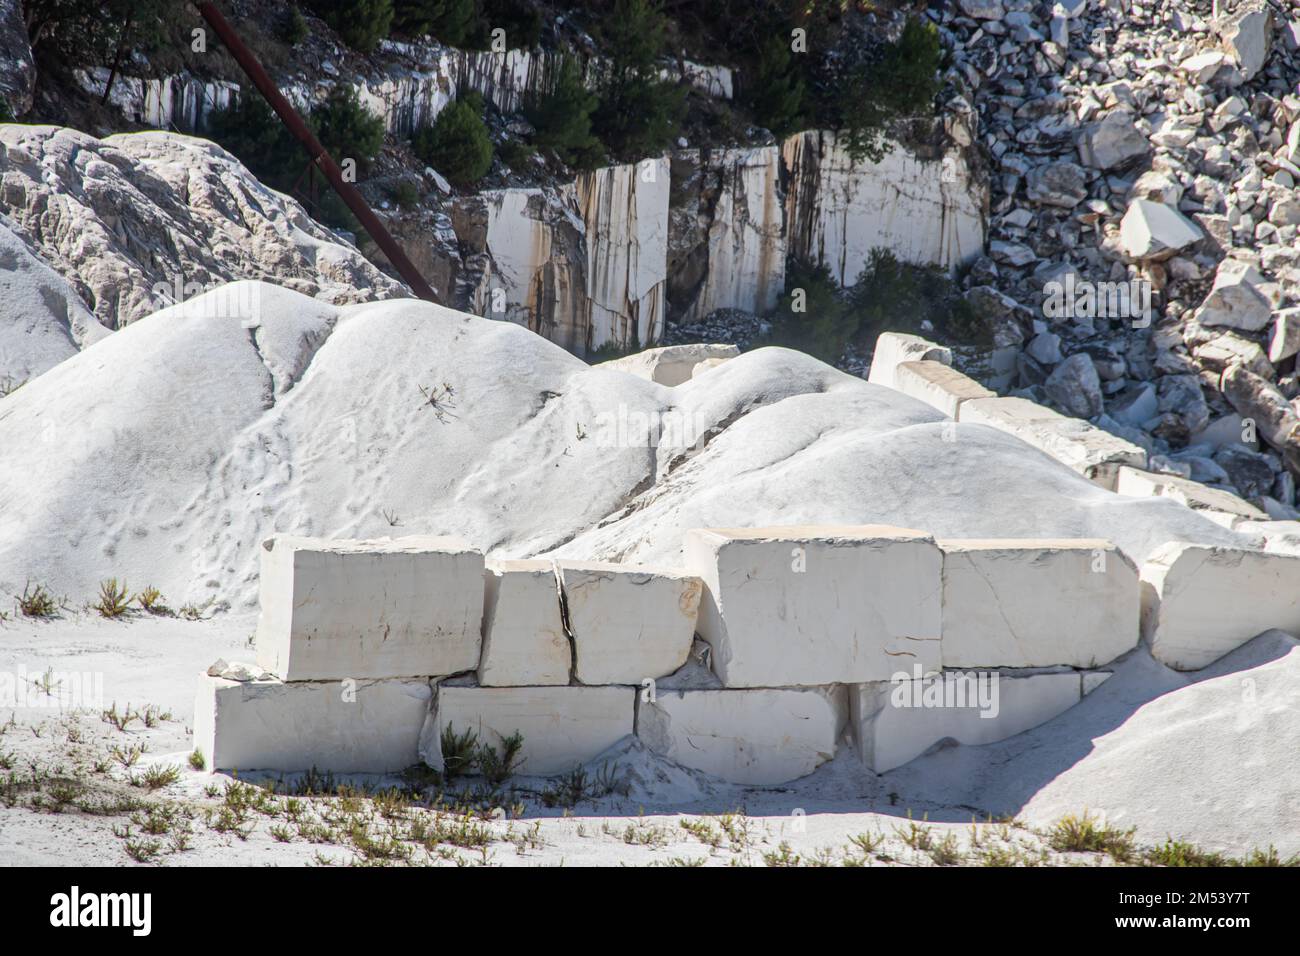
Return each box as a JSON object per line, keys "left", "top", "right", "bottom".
{"left": 0, "top": 280, "right": 1244, "bottom": 611}
{"left": 0, "top": 215, "right": 111, "bottom": 385}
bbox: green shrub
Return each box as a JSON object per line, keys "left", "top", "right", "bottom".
{"left": 24, "top": 0, "right": 179, "bottom": 61}
{"left": 282, "top": 6, "right": 310, "bottom": 44}
{"left": 205, "top": 94, "right": 301, "bottom": 187}
{"left": 771, "top": 248, "right": 977, "bottom": 362}
{"left": 392, "top": 0, "right": 476, "bottom": 44}
{"left": 495, "top": 138, "right": 535, "bottom": 171}
{"left": 94, "top": 579, "right": 132, "bottom": 619}
{"left": 523, "top": 56, "right": 602, "bottom": 168}
{"left": 467, "top": 0, "right": 543, "bottom": 51}
{"left": 306, "top": 0, "right": 394, "bottom": 53}
{"left": 0, "top": 98, "right": 13, "bottom": 123}
{"left": 846, "top": 248, "right": 980, "bottom": 348}
{"left": 412, "top": 94, "right": 493, "bottom": 185}
{"left": 817, "top": 16, "right": 942, "bottom": 163}
{"left": 311, "top": 86, "right": 385, "bottom": 175}
{"left": 590, "top": 0, "right": 684, "bottom": 161}
{"left": 745, "top": 33, "right": 805, "bottom": 138}
{"left": 769, "top": 259, "right": 855, "bottom": 363}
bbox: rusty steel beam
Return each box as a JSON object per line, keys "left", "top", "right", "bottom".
{"left": 195, "top": 2, "right": 437, "bottom": 302}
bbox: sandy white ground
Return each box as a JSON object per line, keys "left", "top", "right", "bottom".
{"left": 1, "top": 610, "right": 1295, "bottom": 866}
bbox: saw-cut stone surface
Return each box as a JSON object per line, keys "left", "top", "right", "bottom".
{"left": 684, "top": 525, "right": 942, "bottom": 687}
{"left": 254, "top": 534, "right": 484, "bottom": 681}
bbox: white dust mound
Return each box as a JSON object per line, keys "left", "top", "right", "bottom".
{"left": 889, "top": 630, "right": 1300, "bottom": 856}
{"left": 0, "top": 216, "right": 110, "bottom": 385}
{"left": 0, "top": 280, "right": 1246, "bottom": 610}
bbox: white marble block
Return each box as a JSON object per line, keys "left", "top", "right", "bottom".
{"left": 867, "top": 332, "right": 953, "bottom": 389}
{"left": 1141, "top": 542, "right": 1300, "bottom": 670}
{"left": 850, "top": 670, "right": 1097, "bottom": 773}
{"left": 893, "top": 359, "right": 995, "bottom": 418}
{"left": 957, "top": 396, "right": 1147, "bottom": 489}
{"left": 477, "top": 559, "right": 571, "bottom": 686}
{"left": 684, "top": 525, "right": 943, "bottom": 687}
{"left": 255, "top": 534, "right": 484, "bottom": 681}
{"left": 637, "top": 685, "right": 846, "bottom": 785}
{"left": 421, "top": 685, "right": 635, "bottom": 776}
{"left": 557, "top": 561, "right": 701, "bottom": 685}
{"left": 939, "top": 539, "right": 1140, "bottom": 668}
{"left": 193, "top": 674, "right": 431, "bottom": 773}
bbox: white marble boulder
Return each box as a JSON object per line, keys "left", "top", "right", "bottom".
{"left": 867, "top": 332, "right": 952, "bottom": 390}
{"left": 254, "top": 534, "right": 484, "bottom": 682}
{"left": 194, "top": 675, "right": 432, "bottom": 773}
{"left": 684, "top": 525, "right": 942, "bottom": 687}
{"left": 557, "top": 561, "right": 702, "bottom": 685}
{"left": 1141, "top": 542, "right": 1300, "bottom": 670}
{"left": 477, "top": 559, "right": 571, "bottom": 686}
{"left": 637, "top": 685, "right": 846, "bottom": 785}
{"left": 938, "top": 539, "right": 1140, "bottom": 669}
{"left": 421, "top": 685, "right": 635, "bottom": 776}
{"left": 850, "top": 670, "right": 1105, "bottom": 773}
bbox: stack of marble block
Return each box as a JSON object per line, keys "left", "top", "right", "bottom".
{"left": 195, "top": 523, "right": 1300, "bottom": 783}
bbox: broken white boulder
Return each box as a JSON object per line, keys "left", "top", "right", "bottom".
{"left": 851, "top": 671, "right": 1099, "bottom": 773}
{"left": 477, "top": 560, "right": 570, "bottom": 687}
{"left": 892, "top": 360, "right": 995, "bottom": 418}
{"left": 557, "top": 561, "right": 701, "bottom": 685}
{"left": 938, "top": 539, "right": 1140, "bottom": 669}
{"left": 1195, "top": 259, "right": 1280, "bottom": 332}
{"left": 684, "top": 526, "right": 942, "bottom": 687}
{"left": 957, "top": 396, "right": 1148, "bottom": 489}
{"left": 1180, "top": 51, "right": 1229, "bottom": 83}
{"left": 1078, "top": 110, "right": 1149, "bottom": 170}
{"left": 193, "top": 675, "right": 431, "bottom": 773}
{"left": 600, "top": 343, "right": 740, "bottom": 387}
{"left": 254, "top": 535, "right": 484, "bottom": 682}
{"left": 1219, "top": 5, "right": 1274, "bottom": 81}
{"left": 1119, "top": 199, "right": 1204, "bottom": 260}
{"left": 422, "top": 685, "right": 634, "bottom": 776}
{"left": 1116, "top": 466, "right": 1266, "bottom": 520}
{"left": 867, "top": 332, "right": 952, "bottom": 390}
{"left": 1267, "top": 307, "right": 1300, "bottom": 363}
{"left": 1141, "top": 542, "right": 1300, "bottom": 670}
{"left": 637, "top": 686, "right": 846, "bottom": 785}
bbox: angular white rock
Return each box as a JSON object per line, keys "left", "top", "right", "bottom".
{"left": 957, "top": 396, "right": 1148, "bottom": 489}
{"left": 637, "top": 686, "right": 846, "bottom": 785}
{"left": 1119, "top": 199, "right": 1203, "bottom": 260}
{"left": 938, "top": 539, "right": 1140, "bottom": 668}
{"left": 1195, "top": 259, "right": 1279, "bottom": 332}
{"left": 1115, "top": 466, "right": 1265, "bottom": 519}
{"left": 477, "top": 559, "right": 570, "bottom": 687}
{"left": 600, "top": 343, "right": 740, "bottom": 387}
{"left": 867, "top": 332, "right": 953, "bottom": 390}
{"left": 557, "top": 561, "right": 701, "bottom": 684}
{"left": 850, "top": 671, "right": 1088, "bottom": 773}
{"left": 193, "top": 674, "right": 431, "bottom": 773}
{"left": 684, "top": 525, "right": 942, "bottom": 687}
{"left": 422, "top": 685, "right": 634, "bottom": 776}
{"left": 255, "top": 535, "right": 485, "bottom": 682}
{"left": 1141, "top": 542, "right": 1300, "bottom": 670}
{"left": 892, "top": 360, "right": 995, "bottom": 418}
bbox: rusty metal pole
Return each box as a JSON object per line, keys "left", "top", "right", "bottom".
{"left": 195, "top": 2, "right": 438, "bottom": 302}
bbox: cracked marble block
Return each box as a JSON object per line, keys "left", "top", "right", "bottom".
{"left": 477, "top": 560, "right": 570, "bottom": 686}
{"left": 683, "top": 526, "right": 942, "bottom": 687}
{"left": 850, "top": 670, "right": 1104, "bottom": 773}
{"left": 637, "top": 686, "right": 847, "bottom": 785}
{"left": 866, "top": 332, "right": 952, "bottom": 390}
{"left": 421, "top": 685, "right": 634, "bottom": 776}
{"left": 255, "top": 534, "right": 484, "bottom": 681}
{"left": 556, "top": 561, "right": 702, "bottom": 685}
{"left": 938, "top": 539, "right": 1140, "bottom": 669}
{"left": 1141, "top": 542, "right": 1300, "bottom": 670}
{"left": 194, "top": 674, "right": 431, "bottom": 773}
